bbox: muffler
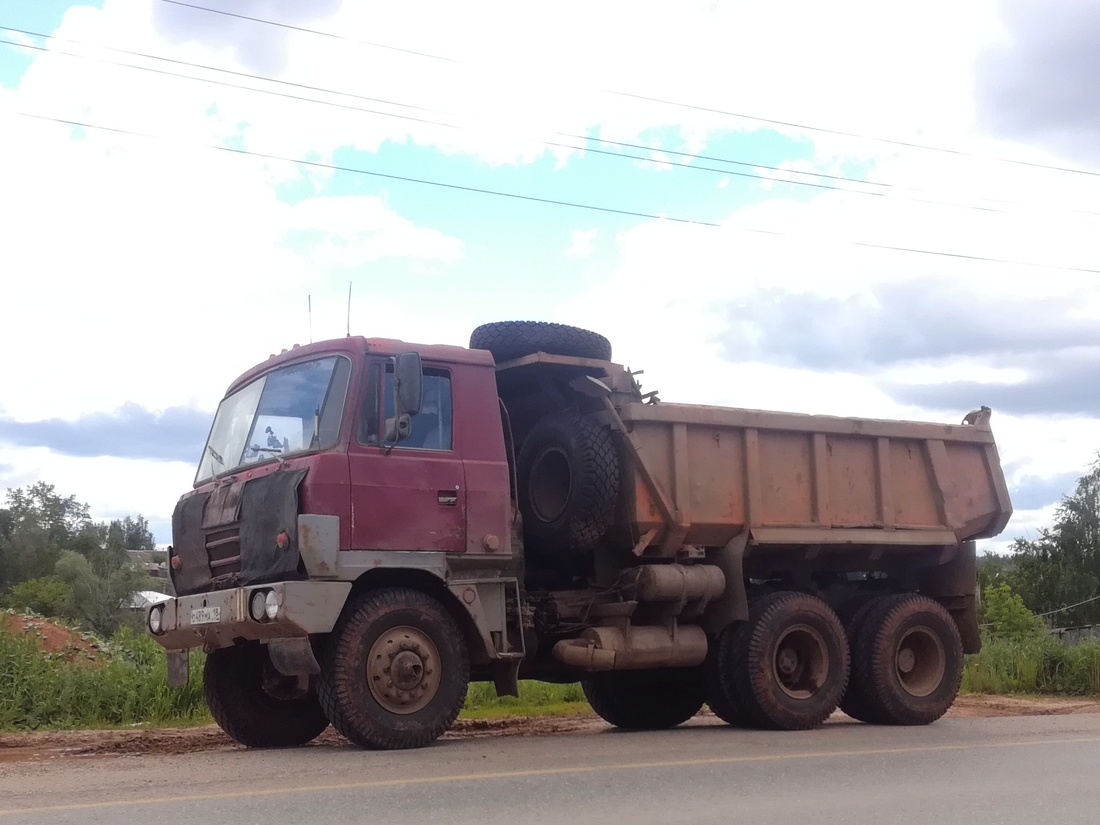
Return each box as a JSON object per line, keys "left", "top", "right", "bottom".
{"left": 552, "top": 624, "right": 707, "bottom": 671}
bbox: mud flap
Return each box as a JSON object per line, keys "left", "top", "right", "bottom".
{"left": 698, "top": 531, "right": 750, "bottom": 633}
{"left": 167, "top": 649, "right": 189, "bottom": 687}
{"left": 918, "top": 541, "right": 982, "bottom": 654}
{"left": 267, "top": 637, "right": 321, "bottom": 676}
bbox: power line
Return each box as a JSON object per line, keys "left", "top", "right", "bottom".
{"left": 159, "top": 0, "right": 1100, "bottom": 181}
{"left": 609, "top": 91, "right": 1100, "bottom": 181}
{"left": 6, "top": 28, "right": 1098, "bottom": 222}
{"left": 12, "top": 112, "right": 721, "bottom": 228}
{"left": 14, "top": 111, "right": 1100, "bottom": 276}
{"left": 0, "top": 37, "right": 460, "bottom": 131}
{"left": 1037, "top": 592, "right": 1100, "bottom": 620}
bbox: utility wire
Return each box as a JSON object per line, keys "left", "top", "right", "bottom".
{"left": 12, "top": 112, "right": 721, "bottom": 228}
{"left": 158, "top": 0, "right": 1100, "bottom": 181}
{"left": 1037, "top": 592, "right": 1100, "bottom": 620}
{"left": 5, "top": 27, "right": 1098, "bottom": 221}
{"left": 14, "top": 111, "right": 1100, "bottom": 275}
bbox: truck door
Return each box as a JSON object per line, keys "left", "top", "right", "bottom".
{"left": 348, "top": 360, "right": 466, "bottom": 553}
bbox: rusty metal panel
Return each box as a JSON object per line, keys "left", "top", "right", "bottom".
{"left": 758, "top": 431, "right": 813, "bottom": 526}
{"left": 946, "top": 443, "right": 998, "bottom": 538}
{"left": 617, "top": 401, "right": 1012, "bottom": 552}
{"left": 298, "top": 514, "right": 340, "bottom": 578}
{"left": 684, "top": 423, "right": 745, "bottom": 543}
{"left": 825, "top": 435, "right": 878, "bottom": 527}
{"left": 890, "top": 439, "right": 941, "bottom": 529}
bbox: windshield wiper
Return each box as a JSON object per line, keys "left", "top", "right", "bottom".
{"left": 206, "top": 445, "right": 225, "bottom": 467}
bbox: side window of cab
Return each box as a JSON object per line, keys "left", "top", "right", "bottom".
{"left": 358, "top": 362, "right": 453, "bottom": 451}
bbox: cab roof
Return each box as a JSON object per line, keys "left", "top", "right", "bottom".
{"left": 226, "top": 335, "right": 494, "bottom": 394}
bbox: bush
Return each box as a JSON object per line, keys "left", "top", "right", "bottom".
{"left": 2, "top": 578, "right": 71, "bottom": 617}
{"left": 981, "top": 583, "right": 1045, "bottom": 641}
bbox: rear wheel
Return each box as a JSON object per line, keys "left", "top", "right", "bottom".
{"left": 705, "top": 623, "right": 752, "bottom": 726}
{"left": 204, "top": 644, "right": 329, "bottom": 748}
{"left": 318, "top": 588, "right": 469, "bottom": 750}
{"left": 838, "top": 597, "right": 889, "bottom": 723}
{"left": 850, "top": 594, "right": 963, "bottom": 726}
{"left": 723, "top": 592, "right": 849, "bottom": 730}
{"left": 582, "top": 667, "right": 705, "bottom": 730}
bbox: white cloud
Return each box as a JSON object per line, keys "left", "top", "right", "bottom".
{"left": 0, "top": 447, "right": 193, "bottom": 537}
{"left": 564, "top": 228, "right": 598, "bottom": 258}
{"left": 288, "top": 195, "right": 464, "bottom": 267}
{"left": 2, "top": 0, "right": 1098, "bottom": 553}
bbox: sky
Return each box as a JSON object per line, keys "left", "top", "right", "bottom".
{"left": 1, "top": 0, "right": 1099, "bottom": 553}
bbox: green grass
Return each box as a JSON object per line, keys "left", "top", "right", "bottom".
{"left": 962, "top": 636, "right": 1100, "bottom": 696}
{"left": 0, "top": 619, "right": 208, "bottom": 731}
{"left": 0, "top": 615, "right": 591, "bottom": 731}
{"left": 459, "top": 680, "right": 590, "bottom": 719}
{"left": 8, "top": 612, "right": 1098, "bottom": 733}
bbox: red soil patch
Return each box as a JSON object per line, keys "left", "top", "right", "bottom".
{"left": 0, "top": 613, "right": 102, "bottom": 664}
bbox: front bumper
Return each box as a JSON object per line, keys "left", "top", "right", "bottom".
{"left": 146, "top": 580, "right": 352, "bottom": 651}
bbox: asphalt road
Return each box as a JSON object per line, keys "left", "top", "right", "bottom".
{"left": 2, "top": 713, "right": 1098, "bottom": 824}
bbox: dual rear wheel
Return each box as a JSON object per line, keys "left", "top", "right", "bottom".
{"left": 704, "top": 591, "right": 963, "bottom": 730}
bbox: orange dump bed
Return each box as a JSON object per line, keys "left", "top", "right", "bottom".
{"left": 616, "top": 402, "right": 1012, "bottom": 552}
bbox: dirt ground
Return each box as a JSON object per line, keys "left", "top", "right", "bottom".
{"left": 1, "top": 694, "right": 1098, "bottom": 765}
{"left": 0, "top": 613, "right": 103, "bottom": 664}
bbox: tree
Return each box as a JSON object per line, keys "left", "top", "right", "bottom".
{"left": 54, "top": 551, "right": 148, "bottom": 636}
{"left": 0, "top": 483, "right": 91, "bottom": 592}
{"left": 0, "top": 482, "right": 161, "bottom": 634}
{"left": 1010, "top": 458, "right": 1100, "bottom": 627}
{"left": 977, "top": 551, "right": 1014, "bottom": 599}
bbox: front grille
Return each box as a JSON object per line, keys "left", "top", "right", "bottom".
{"left": 205, "top": 526, "right": 242, "bottom": 577}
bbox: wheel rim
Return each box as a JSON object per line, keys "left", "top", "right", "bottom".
{"left": 529, "top": 447, "right": 572, "bottom": 522}
{"left": 367, "top": 625, "right": 441, "bottom": 714}
{"left": 773, "top": 623, "right": 829, "bottom": 699}
{"left": 895, "top": 625, "right": 945, "bottom": 697}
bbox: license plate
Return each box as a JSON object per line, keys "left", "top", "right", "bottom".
{"left": 190, "top": 606, "right": 222, "bottom": 625}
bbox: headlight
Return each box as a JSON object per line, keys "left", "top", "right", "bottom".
{"left": 265, "top": 590, "right": 279, "bottom": 620}
{"left": 148, "top": 604, "right": 165, "bottom": 635}
{"left": 249, "top": 589, "right": 269, "bottom": 622}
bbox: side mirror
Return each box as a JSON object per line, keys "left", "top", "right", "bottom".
{"left": 393, "top": 352, "right": 423, "bottom": 418}
{"left": 384, "top": 414, "right": 413, "bottom": 444}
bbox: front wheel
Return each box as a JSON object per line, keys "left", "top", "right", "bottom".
{"left": 582, "top": 667, "right": 705, "bottom": 730}
{"left": 318, "top": 588, "right": 470, "bottom": 750}
{"left": 203, "top": 644, "right": 330, "bottom": 748}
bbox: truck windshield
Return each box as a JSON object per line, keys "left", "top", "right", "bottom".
{"left": 195, "top": 355, "right": 352, "bottom": 484}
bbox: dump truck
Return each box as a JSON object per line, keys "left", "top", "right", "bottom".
{"left": 146, "top": 321, "right": 1012, "bottom": 749}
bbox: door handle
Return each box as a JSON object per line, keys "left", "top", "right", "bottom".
{"left": 438, "top": 491, "right": 459, "bottom": 506}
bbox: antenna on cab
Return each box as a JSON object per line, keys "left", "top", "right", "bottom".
{"left": 308, "top": 294, "right": 313, "bottom": 344}
{"left": 347, "top": 281, "right": 352, "bottom": 337}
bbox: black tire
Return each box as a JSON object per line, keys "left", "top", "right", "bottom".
{"left": 470, "top": 321, "right": 612, "bottom": 363}
{"left": 582, "top": 667, "right": 705, "bottom": 730}
{"left": 723, "top": 591, "right": 849, "bottom": 731}
{"left": 850, "top": 594, "right": 963, "bottom": 726}
{"left": 203, "top": 644, "right": 330, "bottom": 748}
{"left": 318, "top": 588, "right": 469, "bottom": 750}
{"left": 705, "top": 624, "right": 752, "bottom": 726}
{"left": 517, "top": 411, "right": 619, "bottom": 555}
{"left": 838, "top": 597, "right": 889, "bottom": 723}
